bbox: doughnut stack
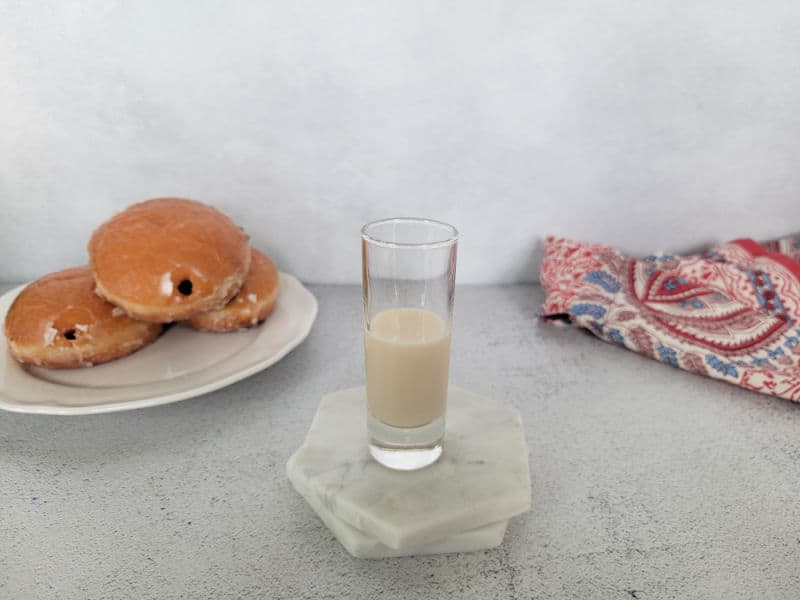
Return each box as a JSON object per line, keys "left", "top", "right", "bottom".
{"left": 4, "top": 198, "right": 280, "bottom": 369}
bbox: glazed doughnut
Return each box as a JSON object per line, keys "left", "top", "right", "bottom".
{"left": 4, "top": 267, "right": 163, "bottom": 369}
{"left": 185, "top": 249, "right": 280, "bottom": 332}
{"left": 88, "top": 198, "right": 251, "bottom": 323}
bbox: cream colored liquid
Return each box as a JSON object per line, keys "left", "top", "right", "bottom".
{"left": 365, "top": 308, "right": 451, "bottom": 428}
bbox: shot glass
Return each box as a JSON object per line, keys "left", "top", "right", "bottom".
{"left": 361, "top": 218, "right": 458, "bottom": 470}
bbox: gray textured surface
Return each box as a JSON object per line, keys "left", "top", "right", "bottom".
{"left": 1, "top": 283, "right": 799, "bottom": 599}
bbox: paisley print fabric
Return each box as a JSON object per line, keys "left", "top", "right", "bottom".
{"left": 540, "top": 235, "right": 800, "bottom": 401}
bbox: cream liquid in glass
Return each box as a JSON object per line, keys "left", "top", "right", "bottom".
{"left": 365, "top": 307, "right": 451, "bottom": 428}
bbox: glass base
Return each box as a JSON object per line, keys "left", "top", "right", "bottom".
{"left": 368, "top": 414, "right": 444, "bottom": 471}
{"left": 369, "top": 441, "right": 443, "bottom": 471}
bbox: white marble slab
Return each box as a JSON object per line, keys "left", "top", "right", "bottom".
{"left": 293, "top": 481, "right": 509, "bottom": 558}
{"left": 286, "top": 386, "right": 531, "bottom": 552}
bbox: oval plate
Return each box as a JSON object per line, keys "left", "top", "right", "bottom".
{"left": 0, "top": 273, "right": 318, "bottom": 415}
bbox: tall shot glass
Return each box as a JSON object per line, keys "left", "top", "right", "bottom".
{"left": 361, "top": 218, "right": 458, "bottom": 470}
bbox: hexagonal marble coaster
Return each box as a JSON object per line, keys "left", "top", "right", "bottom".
{"left": 295, "top": 483, "right": 509, "bottom": 558}
{"left": 286, "top": 386, "right": 531, "bottom": 557}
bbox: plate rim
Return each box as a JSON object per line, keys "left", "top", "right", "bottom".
{"left": 0, "top": 273, "right": 318, "bottom": 416}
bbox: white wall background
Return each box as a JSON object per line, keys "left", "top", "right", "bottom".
{"left": 2, "top": 1, "right": 800, "bottom": 284}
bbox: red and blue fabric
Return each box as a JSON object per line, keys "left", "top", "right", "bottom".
{"left": 540, "top": 235, "right": 800, "bottom": 402}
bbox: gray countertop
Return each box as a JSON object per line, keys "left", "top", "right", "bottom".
{"left": 1, "top": 283, "right": 798, "bottom": 600}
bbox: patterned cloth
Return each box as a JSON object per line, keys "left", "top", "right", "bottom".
{"left": 540, "top": 235, "right": 800, "bottom": 402}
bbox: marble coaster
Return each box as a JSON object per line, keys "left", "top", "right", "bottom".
{"left": 294, "top": 482, "right": 509, "bottom": 558}
{"left": 287, "top": 386, "right": 531, "bottom": 556}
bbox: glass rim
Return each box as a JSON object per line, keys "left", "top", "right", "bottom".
{"left": 361, "top": 217, "right": 459, "bottom": 249}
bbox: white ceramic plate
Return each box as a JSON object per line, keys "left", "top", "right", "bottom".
{"left": 0, "top": 273, "right": 318, "bottom": 415}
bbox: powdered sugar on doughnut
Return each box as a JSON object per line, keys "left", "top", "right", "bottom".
{"left": 43, "top": 324, "right": 58, "bottom": 346}
{"left": 160, "top": 272, "right": 173, "bottom": 296}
